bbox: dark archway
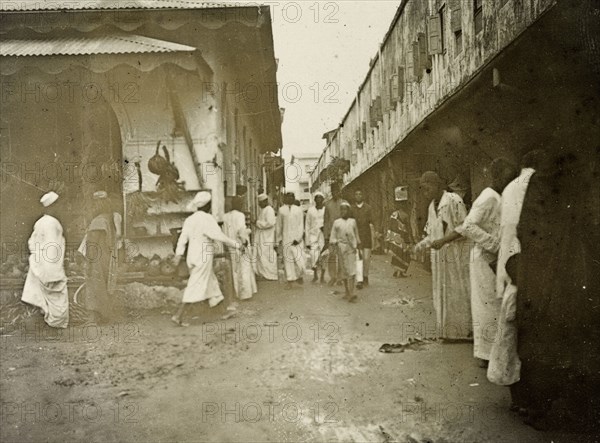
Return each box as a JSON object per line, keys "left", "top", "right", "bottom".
{"left": 1, "top": 66, "right": 123, "bottom": 257}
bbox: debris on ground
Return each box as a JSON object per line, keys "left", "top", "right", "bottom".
{"left": 378, "top": 338, "right": 433, "bottom": 353}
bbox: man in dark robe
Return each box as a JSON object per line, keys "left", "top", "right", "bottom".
{"left": 512, "top": 150, "right": 600, "bottom": 432}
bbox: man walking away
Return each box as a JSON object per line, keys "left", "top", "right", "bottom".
{"left": 22, "top": 191, "right": 69, "bottom": 328}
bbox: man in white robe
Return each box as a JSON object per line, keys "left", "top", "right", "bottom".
{"left": 276, "top": 192, "right": 305, "bottom": 289}
{"left": 223, "top": 197, "right": 257, "bottom": 300}
{"left": 305, "top": 192, "right": 325, "bottom": 283}
{"left": 330, "top": 201, "right": 361, "bottom": 302}
{"left": 487, "top": 151, "right": 540, "bottom": 385}
{"left": 323, "top": 182, "right": 344, "bottom": 285}
{"left": 455, "top": 159, "right": 518, "bottom": 366}
{"left": 415, "top": 172, "right": 472, "bottom": 341}
{"left": 22, "top": 191, "right": 69, "bottom": 328}
{"left": 255, "top": 194, "right": 278, "bottom": 281}
{"left": 172, "top": 192, "right": 240, "bottom": 326}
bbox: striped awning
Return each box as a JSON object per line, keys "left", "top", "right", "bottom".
{"left": 0, "top": 35, "right": 196, "bottom": 57}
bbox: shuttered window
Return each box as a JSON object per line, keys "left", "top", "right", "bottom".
{"left": 397, "top": 67, "right": 405, "bottom": 102}
{"left": 369, "top": 96, "right": 382, "bottom": 127}
{"left": 411, "top": 41, "right": 420, "bottom": 80}
{"left": 417, "top": 33, "right": 432, "bottom": 76}
{"left": 449, "top": 0, "right": 462, "bottom": 33}
{"left": 407, "top": 44, "right": 416, "bottom": 82}
{"left": 389, "top": 66, "right": 406, "bottom": 104}
{"left": 474, "top": 0, "right": 483, "bottom": 34}
{"left": 428, "top": 14, "right": 443, "bottom": 55}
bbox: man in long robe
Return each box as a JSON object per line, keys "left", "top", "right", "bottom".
{"left": 323, "top": 182, "right": 343, "bottom": 285}
{"left": 223, "top": 197, "right": 257, "bottom": 300}
{"left": 512, "top": 149, "right": 600, "bottom": 431}
{"left": 305, "top": 192, "right": 325, "bottom": 283}
{"left": 255, "top": 194, "right": 278, "bottom": 281}
{"left": 352, "top": 189, "right": 373, "bottom": 289}
{"left": 276, "top": 192, "right": 305, "bottom": 289}
{"left": 22, "top": 192, "right": 69, "bottom": 328}
{"left": 172, "top": 192, "right": 240, "bottom": 326}
{"left": 330, "top": 201, "right": 361, "bottom": 302}
{"left": 79, "top": 191, "right": 119, "bottom": 323}
{"left": 487, "top": 151, "right": 540, "bottom": 387}
{"left": 455, "top": 159, "right": 517, "bottom": 366}
{"left": 416, "top": 172, "right": 472, "bottom": 341}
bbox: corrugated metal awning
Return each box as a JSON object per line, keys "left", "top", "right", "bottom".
{"left": 0, "top": 35, "right": 196, "bottom": 56}
{"left": 0, "top": 1, "right": 238, "bottom": 11}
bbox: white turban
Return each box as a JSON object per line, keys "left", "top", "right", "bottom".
{"left": 187, "top": 191, "right": 212, "bottom": 211}
{"left": 257, "top": 194, "right": 268, "bottom": 202}
{"left": 313, "top": 192, "right": 324, "bottom": 199}
{"left": 340, "top": 200, "right": 351, "bottom": 208}
{"left": 40, "top": 191, "right": 59, "bottom": 207}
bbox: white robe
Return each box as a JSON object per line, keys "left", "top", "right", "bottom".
{"left": 456, "top": 187, "right": 502, "bottom": 359}
{"left": 176, "top": 211, "right": 238, "bottom": 305}
{"left": 305, "top": 206, "right": 325, "bottom": 269}
{"left": 223, "top": 210, "right": 257, "bottom": 300}
{"left": 276, "top": 204, "right": 305, "bottom": 282}
{"left": 487, "top": 168, "right": 534, "bottom": 385}
{"left": 329, "top": 218, "right": 359, "bottom": 279}
{"left": 423, "top": 191, "right": 472, "bottom": 340}
{"left": 255, "top": 205, "right": 278, "bottom": 280}
{"left": 22, "top": 214, "right": 69, "bottom": 328}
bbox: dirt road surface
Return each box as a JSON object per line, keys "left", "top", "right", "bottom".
{"left": 0, "top": 256, "right": 587, "bottom": 442}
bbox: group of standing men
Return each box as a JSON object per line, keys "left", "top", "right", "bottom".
{"left": 414, "top": 150, "right": 599, "bottom": 432}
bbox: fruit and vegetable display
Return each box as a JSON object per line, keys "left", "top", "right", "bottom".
{"left": 0, "top": 256, "right": 28, "bottom": 279}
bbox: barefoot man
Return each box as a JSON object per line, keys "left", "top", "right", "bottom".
{"left": 330, "top": 201, "right": 361, "bottom": 303}
{"left": 172, "top": 191, "right": 240, "bottom": 326}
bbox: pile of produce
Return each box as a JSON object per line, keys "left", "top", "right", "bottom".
{"left": 117, "top": 283, "right": 182, "bottom": 310}
{"left": 146, "top": 254, "right": 162, "bottom": 277}
{"left": 0, "top": 256, "right": 28, "bottom": 279}
{"left": 124, "top": 254, "right": 189, "bottom": 279}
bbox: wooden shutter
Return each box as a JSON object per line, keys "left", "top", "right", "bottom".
{"left": 411, "top": 41, "right": 420, "bottom": 79}
{"left": 390, "top": 72, "right": 399, "bottom": 103}
{"left": 369, "top": 102, "right": 377, "bottom": 127}
{"left": 382, "top": 69, "right": 391, "bottom": 112}
{"left": 370, "top": 96, "right": 382, "bottom": 127}
{"left": 428, "top": 15, "right": 443, "bottom": 55}
{"left": 418, "top": 33, "right": 432, "bottom": 74}
{"left": 397, "top": 67, "right": 405, "bottom": 102}
{"left": 449, "top": 0, "right": 462, "bottom": 33}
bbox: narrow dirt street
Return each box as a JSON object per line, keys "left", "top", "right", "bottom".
{"left": 0, "top": 256, "right": 580, "bottom": 442}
